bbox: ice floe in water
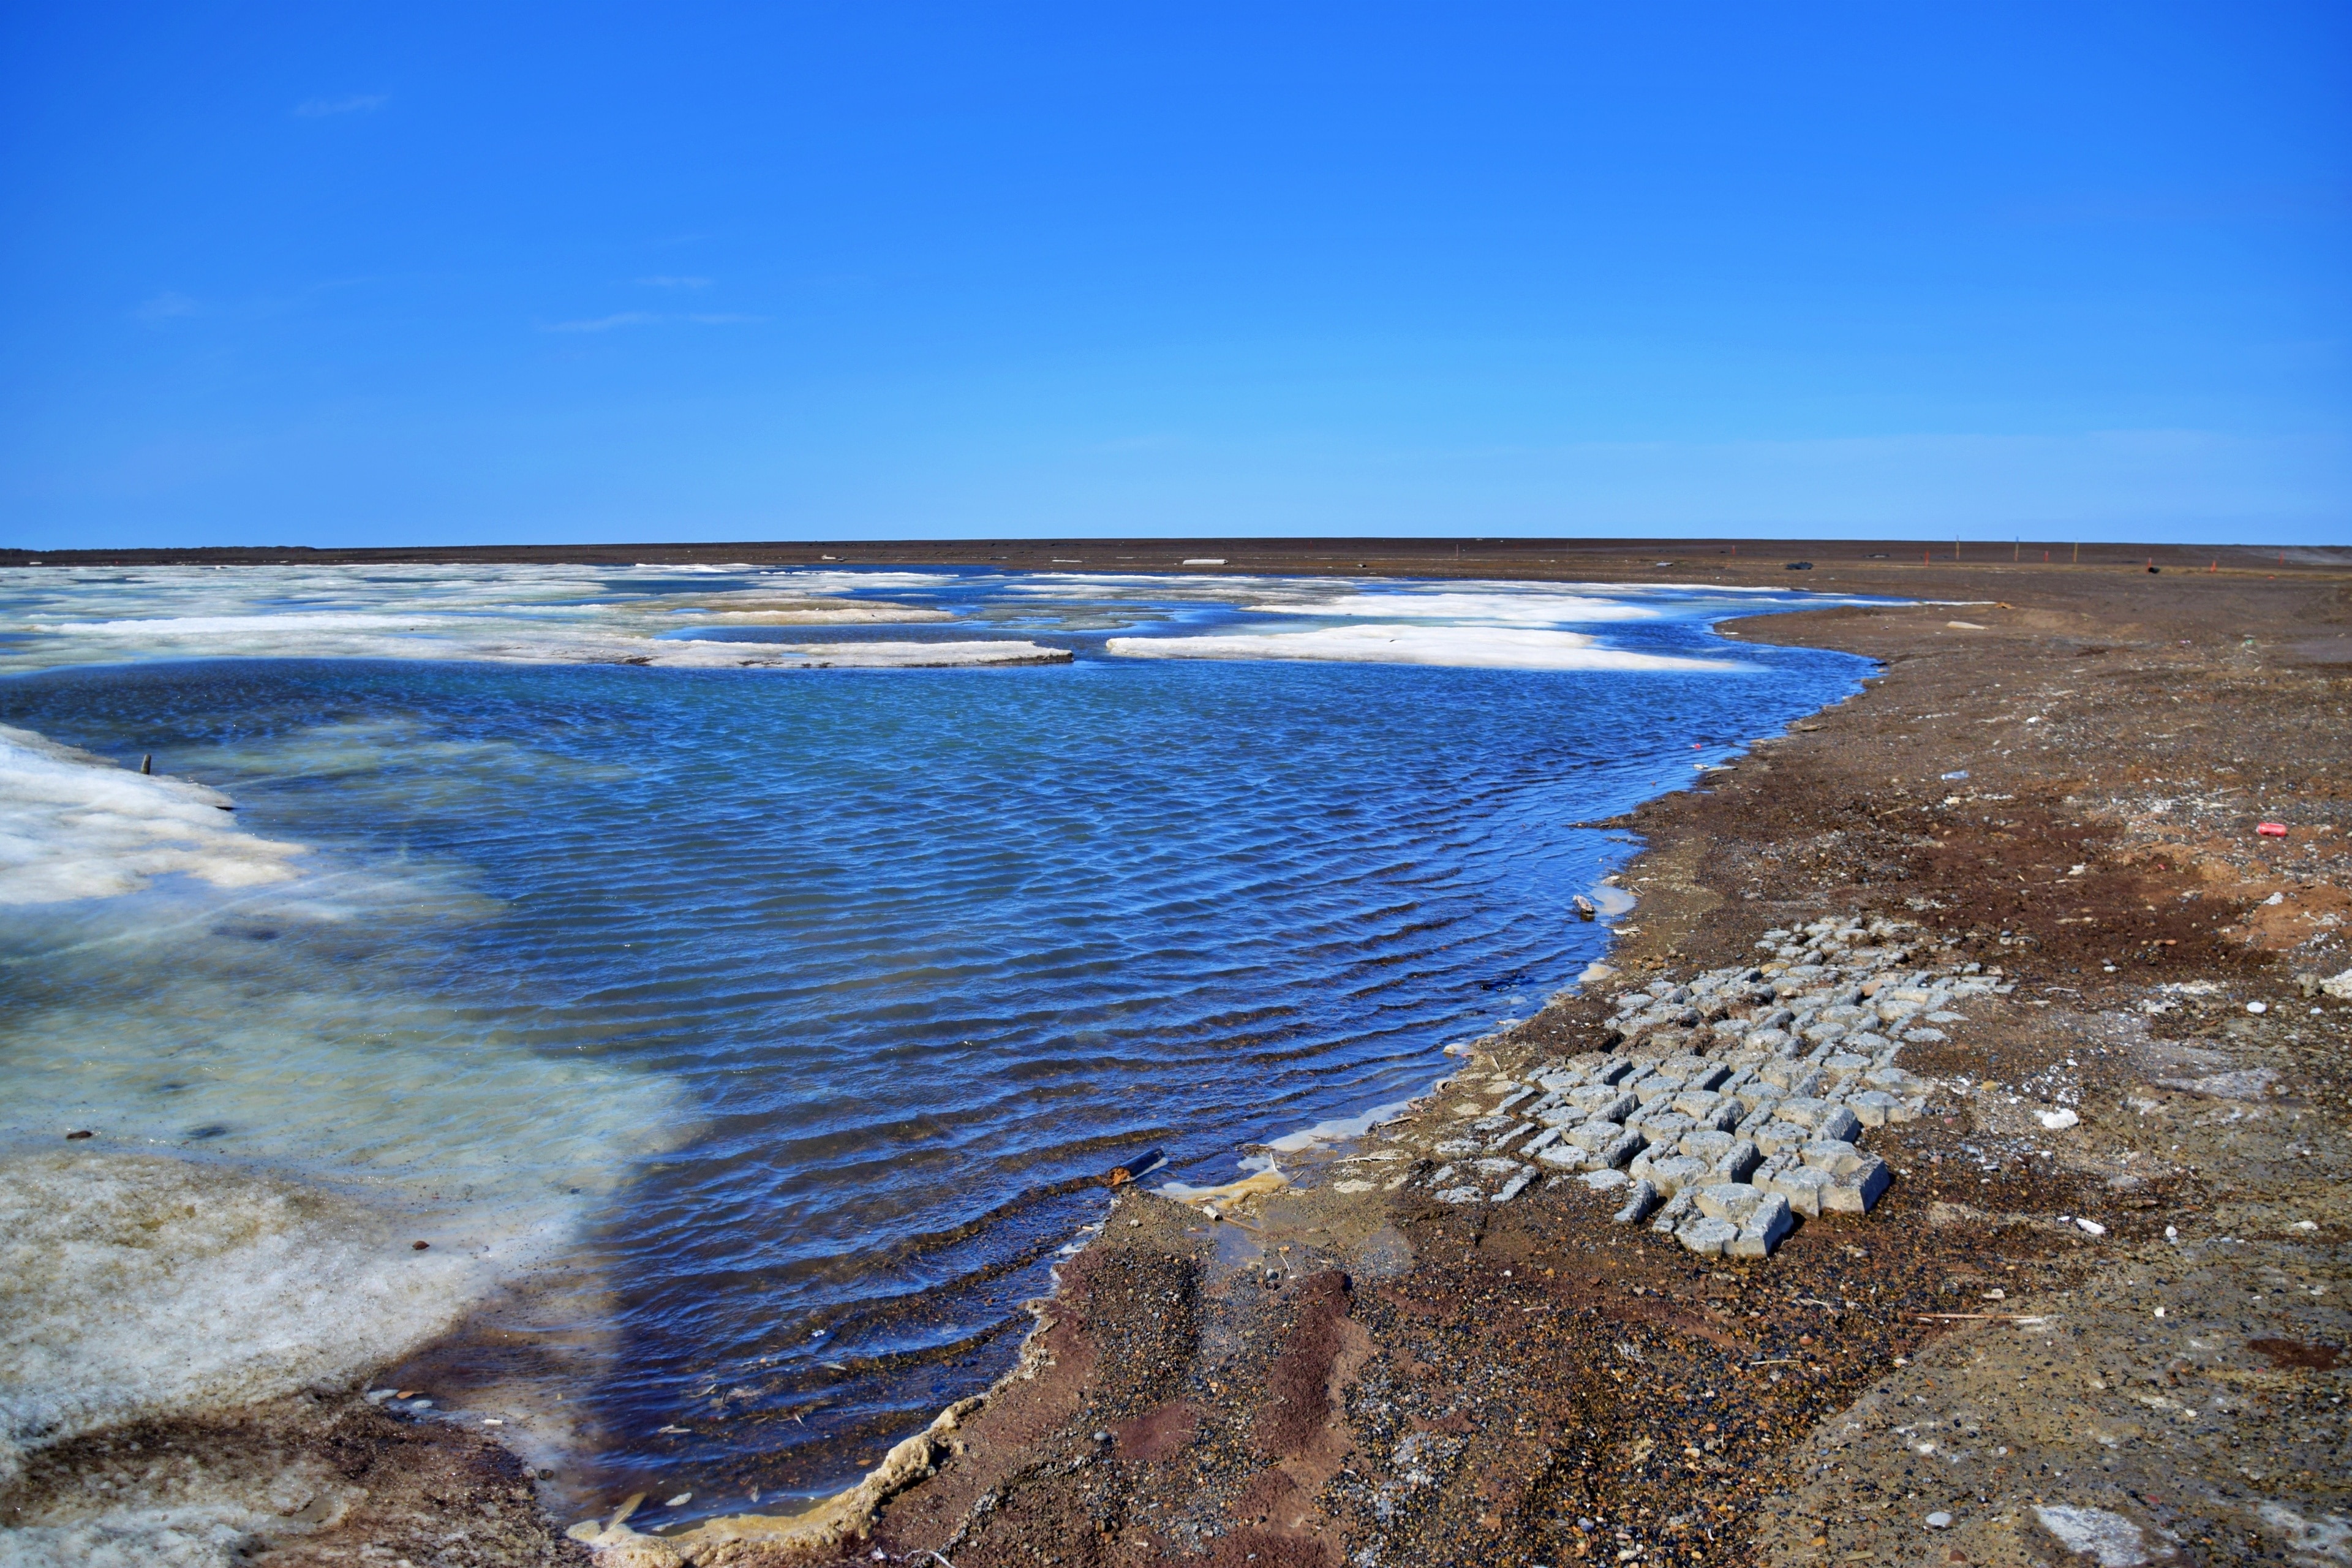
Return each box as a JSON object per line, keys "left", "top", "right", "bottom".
{"left": 0, "top": 1153, "right": 491, "bottom": 1481}
{"left": 0, "top": 564, "right": 1050, "bottom": 673}
{"left": 0, "top": 723, "right": 306, "bottom": 903}
{"left": 1244, "top": 589, "right": 1668, "bottom": 624}
{"left": 1103, "top": 624, "right": 1740, "bottom": 671}
{"left": 0, "top": 564, "right": 1875, "bottom": 676}
{"left": 0, "top": 723, "right": 686, "bottom": 1493}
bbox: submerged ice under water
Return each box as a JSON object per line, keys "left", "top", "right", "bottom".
{"left": 0, "top": 565, "right": 1876, "bottom": 1529}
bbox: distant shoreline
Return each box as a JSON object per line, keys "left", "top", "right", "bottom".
{"left": 5, "top": 536, "right": 2337, "bottom": 582}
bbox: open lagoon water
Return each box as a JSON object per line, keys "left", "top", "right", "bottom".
{"left": 0, "top": 565, "right": 1875, "bottom": 1534}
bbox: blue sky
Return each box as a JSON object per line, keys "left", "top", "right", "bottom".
{"left": 2, "top": 2, "right": 2346, "bottom": 548}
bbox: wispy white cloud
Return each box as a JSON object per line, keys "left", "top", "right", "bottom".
{"left": 635, "top": 275, "right": 711, "bottom": 289}
{"left": 537, "top": 311, "right": 766, "bottom": 333}
{"left": 133, "top": 292, "right": 201, "bottom": 324}
{"left": 540, "top": 312, "right": 662, "bottom": 333}
{"left": 294, "top": 93, "right": 388, "bottom": 118}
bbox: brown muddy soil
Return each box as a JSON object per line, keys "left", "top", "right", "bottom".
{"left": 0, "top": 1392, "right": 588, "bottom": 1566}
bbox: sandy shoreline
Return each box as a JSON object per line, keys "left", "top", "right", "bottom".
{"left": 7, "top": 545, "right": 2348, "bottom": 1567}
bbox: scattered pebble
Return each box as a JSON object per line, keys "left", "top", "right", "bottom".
{"left": 1925, "top": 1510, "right": 1953, "bottom": 1529}
{"left": 666, "top": 1492, "right": 692, "bottom": 1507}
{"left": 2247, "top": 1001, "right": 2268, "bottom": 1015}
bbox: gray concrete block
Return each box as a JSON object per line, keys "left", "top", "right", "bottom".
{"left": 1713, "top": 1139, "right": 1761, "bottom": 1183}
{"left": 1758, "top": 1060, "right": 1823, "bottom": 1095}
{"left": 1613, "top": 1178, "right": 1662, "bottom": 1225}
{"left": 1728, "top": 1192, "right": 1795, "bottom": 1258}
{"left": 1692, "top": 1182, "right": 1765, "bottom": 1224}
{"left": 1847, "top": 1090, "right": 1901, "bottom": 1128}
{"left": 1815, "top": 1104, "right": 1862, "bottom": 1143}
{"left": 1679, "top": 1129, "right": 1735, "bottom": 1164}
{"left": 1569, "top": 1086, "right": 1638, "bottom": 1120}
{"left": 1579, "top": 1167, "right": 1630, "bottom": 1192}
{"left": 1494, "top": 1167, "right": 1535, "bottom": 1204}
{"left": 1521, "top": 1126, "right": 1564, "bottom": 1158}
{"left": 1751, "top": 1120, "right": 1812, "bottom": 1156}
{"left": 1566, "top": 1119, "right": 1629, "bottom": 1153}
{"left": 1761, "top": 1164, "right": 1833, "bottom": 1218}
{"left": 1597, "top": 1128, "right": 1644, "bottom": 1169}
{"left": 1671, "top": 1088, "right": 1725, "bottom": 1120}
{"left": 1631, "top": 1152, "right": 1711, "bottom": 1194}
{"left": 1776, "top": 1095, "right": 1833, "bottom": 1129}
{"left": 1630, "top": 1075, "right": 1679, "bottom": 1106}
{"left": 1822, "top": 1155, "right": 1891, "bottom": 1214}
{"left": 1676, "top": 1215, "right": 1738, "bottom": 1256}
{"left": 1648, "top": 1188, "right": 1695, "bottom": 1234}
{"left": 1630, "top": 1109, "right": 1697, "bottom": 1144}
{"left": 1798, "top": 1139, "right": 1866, "bottom": 1175}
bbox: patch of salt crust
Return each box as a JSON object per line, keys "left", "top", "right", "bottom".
{"left": 1104, "top": 624, "right": 1741, "bottom": 672}
{"left": 2032, "top": 1503, "right": 2176, "bottom": 1565}
{"left": 0, "top": 1153, "right": 493, "bottom": 1487}
{"left": 1586, "top": 884, "right": 1638, "bottom": 916}
{"left": 1259, "top": 1098, "right": 1420, "bottom": 1156}
{"left": 0, "top": 724, "right": 304, "bottom": 905}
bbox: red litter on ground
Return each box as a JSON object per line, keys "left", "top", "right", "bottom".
{"left": 2257, "top": 823, "right": 2289, "bottom": 837}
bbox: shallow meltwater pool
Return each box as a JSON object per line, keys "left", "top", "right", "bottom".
{"left": 0, "top": 565, "right": 1874, "bottom": 1528}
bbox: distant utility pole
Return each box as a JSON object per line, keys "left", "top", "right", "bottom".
{"left": 2013, "top": 538, "right": 2020, "bottom": 562}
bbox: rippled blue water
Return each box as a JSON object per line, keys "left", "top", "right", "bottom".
{"left": 0, "top": 568, "right": 1871, "bottom": 1520}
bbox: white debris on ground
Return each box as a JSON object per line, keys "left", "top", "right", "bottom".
{"left": 1392, "top": 913, "right": 2006, "bottom": 1257}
